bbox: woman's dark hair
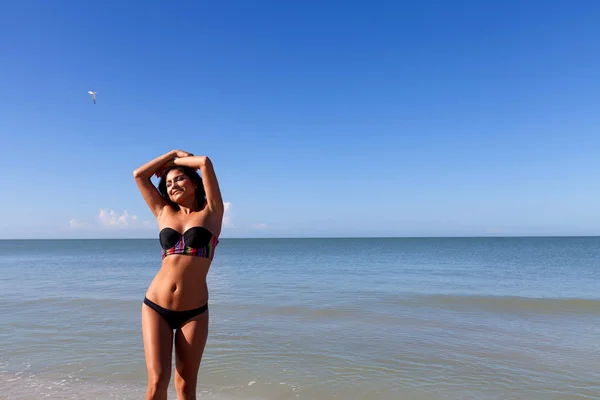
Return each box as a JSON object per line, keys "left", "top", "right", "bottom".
{"left": 158, "top": 166, "right": 206, "bottom": 210}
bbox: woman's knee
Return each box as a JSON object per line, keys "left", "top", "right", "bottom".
{"left": 147, "top": 369, "right": 171, "bottom": 394}
{"left": 174, "top": 374, "right": 196, "bottom": 398}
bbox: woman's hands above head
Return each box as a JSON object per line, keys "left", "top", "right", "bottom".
{"left": 134, "top": 149, "right": 195, "bottom": 217}
{"left": 153, "top": 150, "right": 195, "bottom": 178}
{"left": 133, "top": 149, "right": 223, "bottom": 223}
{"left": 174, "top": 150, "right": 194, "bottom": 158}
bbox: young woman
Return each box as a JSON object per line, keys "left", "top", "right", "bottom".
{"left": 133, "top": 150, "right": 224, "bottom": 400}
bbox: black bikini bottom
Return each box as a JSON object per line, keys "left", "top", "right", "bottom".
{"left": 143, "top": 297, "right": 208, "bottom": 330}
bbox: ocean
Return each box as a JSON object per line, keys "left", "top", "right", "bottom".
{"left": 1, "top": 237, "right": 599, "bottom": 399}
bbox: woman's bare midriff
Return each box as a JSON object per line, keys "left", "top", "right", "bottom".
{"left": 145, "top": 256, "right": 212, "bottom": 310}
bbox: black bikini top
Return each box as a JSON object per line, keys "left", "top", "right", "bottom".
{"left": 159, "top": 226, "right": 219, "bottom": 260}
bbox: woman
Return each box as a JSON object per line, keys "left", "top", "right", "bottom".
{"left": 133, "top": 150, "right": 224, "bottom": 400}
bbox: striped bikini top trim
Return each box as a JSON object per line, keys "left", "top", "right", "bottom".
{"left": 161, "top": 234, "right": 219, "bottom": 260}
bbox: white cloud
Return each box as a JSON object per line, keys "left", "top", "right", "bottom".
{"left": 70, "top": 202, "right": 232, "bottom": 231}
{"left": 223, "top": 201, "right": 234, "bottom": 228}
{"left": 97, "top": 209, "right": 150, "bottom": 227}
{"left": 68, "top": 219, "right": 88, "bottom": 228}
{"left": 68, "top": 209, "right": 153, "bottom": 230}
{"left": 219, "top": 202, "right": 270, "bottom": 232}
{"left": 69, "top": 202, "right": 233, "bottom": 232}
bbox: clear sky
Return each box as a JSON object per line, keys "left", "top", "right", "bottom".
{"left": 1, "top": 0, "right": 599, "bottom": 239}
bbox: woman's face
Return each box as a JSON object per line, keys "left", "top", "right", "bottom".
{"left": 165, "top": 169, "right": 196, "bottom": 203}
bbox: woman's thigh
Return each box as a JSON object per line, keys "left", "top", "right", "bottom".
{"left": 174, "top": 311, "right": 209, "bottom": 383}
{"left": 142, "top": 304, "right": 174, "bottom": 379}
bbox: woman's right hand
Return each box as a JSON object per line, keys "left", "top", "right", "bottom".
{"left": 153, "top": 151, "right": 194, "bottom": 177}
{"left": 174, "top": 150, "right": 194, "bottom": 158}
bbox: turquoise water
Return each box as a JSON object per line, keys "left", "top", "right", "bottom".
{"left": 1, "top": 237, "right": 599, "bottom": 399}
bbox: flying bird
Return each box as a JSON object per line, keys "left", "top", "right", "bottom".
{"left": 87, "top": 91, "right": 97, "bottom": 104}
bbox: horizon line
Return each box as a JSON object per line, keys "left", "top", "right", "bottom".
{"left": 1, "top": 234, "right": 599, "bottom": 240}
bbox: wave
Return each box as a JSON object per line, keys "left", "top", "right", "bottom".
{"left": 383, "top": 293, "right": 600, "bottom": 315}
{"left": 8, "top": 293, "right": 600, "bottom": 318}
{"left": 216, "top": 294, "right": 600, "bottom": 321}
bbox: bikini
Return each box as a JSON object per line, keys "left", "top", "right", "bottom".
{"left": 143, "top": 226, "right": 219, "bottom": 330}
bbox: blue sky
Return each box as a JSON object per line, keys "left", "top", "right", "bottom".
{"left": 1, "top": 0, "right": 599, "bottom": 239}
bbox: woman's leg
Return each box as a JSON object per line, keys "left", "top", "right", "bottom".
{"left": 173, "top": 310, "right": 209, "bottom": 400}
{"left": 142, "top": 303, "right": 174, "bottom": 400}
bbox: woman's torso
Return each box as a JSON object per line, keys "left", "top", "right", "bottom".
{"left": 145, "top": 206, "right": 221, "bottom": 310}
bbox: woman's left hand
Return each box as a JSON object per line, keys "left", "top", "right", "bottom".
{"left": 174, "top": 150, "right": 194, "bottom": 158}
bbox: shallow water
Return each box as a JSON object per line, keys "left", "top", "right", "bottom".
{"left": 1, "top": 237, "right": 599, "bottom": 399}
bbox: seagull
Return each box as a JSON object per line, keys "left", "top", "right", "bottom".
{"left": 87, "top": 91, "right": 97, "bottom": 104}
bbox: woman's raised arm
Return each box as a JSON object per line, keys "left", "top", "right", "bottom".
{"left": 173, "top": 155, "right": 224, "bottom": 215}
{"left": 133, "top": 150, "right": 192, "bottom": 217}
